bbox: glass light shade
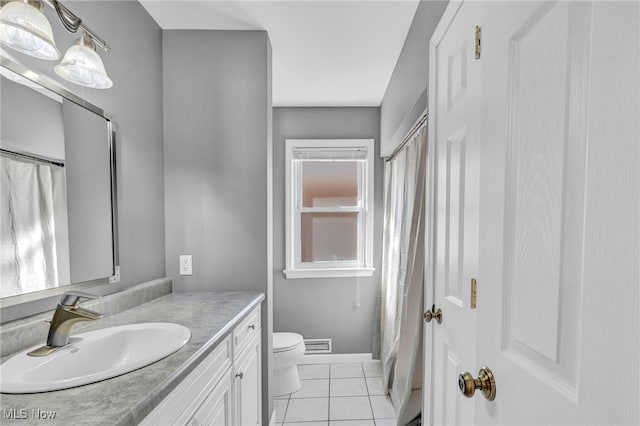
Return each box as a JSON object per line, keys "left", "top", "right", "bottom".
{"left": 54, "top": 42, "right": 112, "bottom": 89}
{"left": 0, "top": 1, "right": 60, "bottom": 60}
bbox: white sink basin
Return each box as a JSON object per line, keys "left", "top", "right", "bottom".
{"left": 0, "top": 322, "right": 191, "bottom": 393}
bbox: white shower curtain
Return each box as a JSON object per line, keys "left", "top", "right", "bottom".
{"left": 0, "top": 155, "right": 69, "bottom": 297}
{"left": 380, "top": 124, "right": 427, "bottom": 425}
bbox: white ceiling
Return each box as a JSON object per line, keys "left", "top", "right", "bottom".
{"left": 139, "top": 1, "right": 419, "bottom": 107}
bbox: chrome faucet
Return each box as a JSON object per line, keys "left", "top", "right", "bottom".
{"left": 28, "top": 291, "right": 104, "bottom": 357}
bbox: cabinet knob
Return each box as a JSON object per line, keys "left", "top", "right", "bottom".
{"left": 248, "top": 324, "right": 255, "bottom": 330}
{"left": 235, "top": 372, "right": 244, "bottom": 379}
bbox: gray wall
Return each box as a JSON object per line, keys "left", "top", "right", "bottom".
{"left": 1, "top": 0, "right": 165, "bottom": 321}
{"left": 163, "top": 30, "right": 270, "bottom": 293}
{"left": 273, "top": 107, "right": 382, "bottom": 354}
{"left": 63, "top": 100, "right": 113, "bottom": 284}
{"left": 0, "top": 77, "right": 65, "bottom": 160}
{"left": 380, "top": 0, "right": 448, "bottom": 157}
{"left": 162, "top": 30, "right": 272, "bottom": 424}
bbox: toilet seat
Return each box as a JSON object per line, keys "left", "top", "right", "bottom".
{"left": 273, "top": 332, "right": 303, "bottom": 353}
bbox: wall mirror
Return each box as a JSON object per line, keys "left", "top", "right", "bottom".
{"left": 0, "top": 57, "right": 118, "bottom": 304}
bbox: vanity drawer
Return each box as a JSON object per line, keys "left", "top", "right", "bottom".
{"left": 141, "top": 336, "right": 232, "bottom": 426}
{"left": 233, "top": 305, "right": 261, "bottom": 358}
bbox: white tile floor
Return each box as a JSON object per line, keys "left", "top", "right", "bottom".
{"left": 274, "top": 361, "right": 396, "bottom": 426}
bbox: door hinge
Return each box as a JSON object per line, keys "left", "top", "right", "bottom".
{"left": 470, "top": 278, "right": 477, "bottom": 309}
{"left": 475, "top": 26, "right": 481, "bottom": 60}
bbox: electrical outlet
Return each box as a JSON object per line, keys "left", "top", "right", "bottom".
{"left": 179, "top": 255, "right": 192, "bottom": 276}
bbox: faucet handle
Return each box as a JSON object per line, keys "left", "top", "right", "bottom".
{"left": 59, "top": 291, "right": 100, "bottom": 307}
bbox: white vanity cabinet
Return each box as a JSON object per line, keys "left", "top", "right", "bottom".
{"left": 232, "top": 307, "right": 262, "bottom": 426}
{"left": 189, "top": 368, "right": 234, "bottom": 426}
{"left": 141, "top": 305, "right": 262, "bottom": 426}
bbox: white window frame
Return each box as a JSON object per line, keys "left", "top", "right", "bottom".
{"left": 284, "top": 139, "right": 375, "bottom": 279}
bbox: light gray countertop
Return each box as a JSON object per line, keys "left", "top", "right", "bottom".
{"left": 0, "top": 291, "right": 265, "bottom": 425}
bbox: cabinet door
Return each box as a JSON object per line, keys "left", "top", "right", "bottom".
{"left": 190, "top": 368, "right": 234, "bottom": 426}
{"left": 234, "top": 333, "right": 262, "bottom": 426}
{"left": 141, "top": 337, "right": 232, "bottom": 426}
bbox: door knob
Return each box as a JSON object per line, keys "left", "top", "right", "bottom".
{"left": 458, "top": 366, "right": 496, "bottom": 401}
{"left": 423, "top": 305, "right": 442, "bottom": 324}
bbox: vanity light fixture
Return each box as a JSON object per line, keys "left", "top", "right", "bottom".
{"left": 0, "top": 0, "right": 112, "bottom": 88}
{"left": 0, "top": 0, "right": 60, "bottom": 60}
{"left": 54, "top": 33, "right": 112, "bottom": 89}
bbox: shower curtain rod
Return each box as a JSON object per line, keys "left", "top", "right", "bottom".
{"left": 0, "top": 148, "right": 65, "bottom": 168}
{"left": 386, "top": 111, "right": 428, "bottom": 162}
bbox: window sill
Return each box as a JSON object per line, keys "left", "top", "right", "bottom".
{"left": 283, "top": 268, "right": 375, "bottom": 279}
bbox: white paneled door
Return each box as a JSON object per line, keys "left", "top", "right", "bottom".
{"left": 425, "top": 1, "right": 640, "bottom": 425}
{"left": 424, "top": 1, "right": 482, "bottom": 425}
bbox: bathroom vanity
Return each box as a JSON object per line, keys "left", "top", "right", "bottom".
{"left": 0, "top": 286, "right": 264, "bottom": 426}
{"left": 141, "top": 298, "right": 262, "bottom": 425}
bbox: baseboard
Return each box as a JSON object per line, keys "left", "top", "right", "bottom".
{"left": 300, "top": 353, "right": 374, "bottom": 364}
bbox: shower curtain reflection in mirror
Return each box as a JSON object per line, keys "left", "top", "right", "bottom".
{"left": 378, "top": 124, "right": 427, "bottom": 425}
{"left": 0, "top": 154, "right": 70, "bottom": 298}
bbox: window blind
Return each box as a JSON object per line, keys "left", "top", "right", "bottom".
{"left": 292, "top": 147, "right": 367, "bottom": 160}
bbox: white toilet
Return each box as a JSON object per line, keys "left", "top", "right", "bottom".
{"left": 272, "top": 332, "right": 305, "bottom": 396}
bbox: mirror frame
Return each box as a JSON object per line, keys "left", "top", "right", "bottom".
{"left": 0, "top": 56, "right": 119, "bottom": 308}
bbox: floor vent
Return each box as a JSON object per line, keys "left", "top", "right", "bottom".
{"left": 304, "top": 338, "right": 332, "bottom": 354}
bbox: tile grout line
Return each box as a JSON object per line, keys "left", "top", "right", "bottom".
{"left": 363, "top": 361, "right": 372, "bottom": 396}
{"left": 328, "top": 363, "right": 332, "bottom": 423}
{"left": 363, "top": 361, "right": 378, "bottom": 424}
{"left": 282, "top": 394, "right": 290, "bottom": 423}
{"left": 293, "top": 363, "right": 393, "bottom": 424}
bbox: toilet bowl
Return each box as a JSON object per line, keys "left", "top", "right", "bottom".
{"left": 273, "top": 332, "right": 305, "bottom": 396}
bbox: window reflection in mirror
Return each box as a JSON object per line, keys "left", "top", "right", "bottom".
{"left": 0, "top": 64, "right": 116, "bottom": 299}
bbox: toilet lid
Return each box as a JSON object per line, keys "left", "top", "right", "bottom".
{"left": 273, "top": 332, "right": 303, "bottom": 353}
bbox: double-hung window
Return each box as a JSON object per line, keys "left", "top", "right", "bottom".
{"left": 284, "top": 139, "right": 375, "bottom": 279}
